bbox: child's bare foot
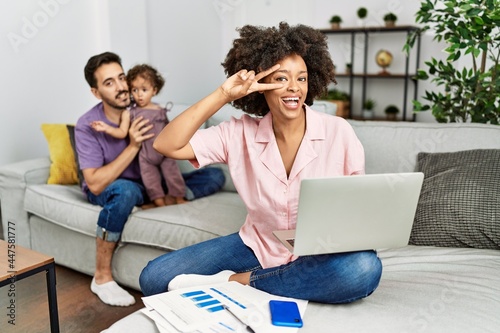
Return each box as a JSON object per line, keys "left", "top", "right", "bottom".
{"left": 163, "top": 195, "right": 176, "bottom": 206}
{"left": 175, "top": 196, "right": 187, "bottom": 204}
{"left": 141, "top": 203, "right": 157, "bottom": 210}
{"left": 153, "top": 197, "right": 167, "bottom": 207}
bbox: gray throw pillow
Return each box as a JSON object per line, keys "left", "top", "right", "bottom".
{"left": 66, "top": 124, "right": 85, "bottom": 187}
{"left": 409, "top": 149, "right": 500, "bottom": 249}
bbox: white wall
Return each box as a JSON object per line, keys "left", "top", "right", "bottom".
{"left": 146, "top": 0, "right": 226, "bottom": 104}
{"left": 0, "top": 0, "right": 108, "bottom": 166}
{"left": 0, "top": 0, "right": 444, "bottom": 167}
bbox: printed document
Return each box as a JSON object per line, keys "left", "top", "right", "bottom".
{"left": 141, "top": 281, "right": 308, "bottom": 333}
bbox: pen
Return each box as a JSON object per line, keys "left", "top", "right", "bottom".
{"left": 222, "top": 304, "right": 256, "bottom": 333}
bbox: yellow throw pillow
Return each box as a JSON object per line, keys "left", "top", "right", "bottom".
{"left": 41, "top": 123, "right": 79, "bottom": 185}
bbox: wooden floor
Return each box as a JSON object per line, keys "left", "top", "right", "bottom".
{"left": 1, "top": 265, "right": 145, "bottom": 333}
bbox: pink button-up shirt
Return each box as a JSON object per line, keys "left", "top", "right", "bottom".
{"left": 190, "top": 106, "right": 364, "bottom": 268}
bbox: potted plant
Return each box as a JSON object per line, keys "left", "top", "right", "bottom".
{"left": 384, "top": 105, "right": 399, "bottom": 121}
{"left": 329, "top": 15, "right": 342, "bottom": 29}
{"left": 357, "top": 7, "right": 368, "bottom": 26}
{"left": 320, "top": 88, "right": 350, "bottom": 118}
{"left": 383, "top": 13, "right": 397, "bottom": 27}
{"left": 345, "top": 62, "right": 352, "bottom": 74}
{"left": 362, "top": 99, "right": 376, "bottom": 119}
{"left": 404, "top": 0, "right": 500, "bottom": 124}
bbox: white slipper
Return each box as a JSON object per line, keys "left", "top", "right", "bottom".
{"left": 91, "top": 278, "right": 136, "bottom": 307}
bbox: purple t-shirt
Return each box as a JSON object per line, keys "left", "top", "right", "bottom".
{"left": 75, "top": 102, "right": 141, "bottom": 193}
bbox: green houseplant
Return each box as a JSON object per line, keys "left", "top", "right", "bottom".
{"left": 363, "top": 99, "right": 376, "bottom": 109}
{"left": 329, "top": 15, "right": 342, "bottom": 29}
{"left": 322, "top": 89, "right": 349, "bottom": 101}
{"left": 357, "top": 7, "right": 368, "bottom": 26}
{"left": 320, "top": 88, "right": 350, "bottom": 118}
{"left": 383, "top": 13, "right": 398, "bottom": 27}
{"left": 345, "top": 62, "right": 352, "bottom": 74}
{"left": 405, "top": 0, "right": 500, "bottom": 124}
{"left": 357, "top": 7, "right": 368, "bottom": 19}
{"left": 362, "top": 99, "right": 376, "bottom": 119}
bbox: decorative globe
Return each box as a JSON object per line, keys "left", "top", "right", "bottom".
{"left": 376, "top": 49, "right": 393, "bottom": 75}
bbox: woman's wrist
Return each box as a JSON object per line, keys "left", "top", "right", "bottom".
{"left": 217, "top": 86, "right": 233, "bottom": 104}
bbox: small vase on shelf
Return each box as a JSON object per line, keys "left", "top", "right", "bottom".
{"left": 362, "top": 109, "right": 374, "bottom": 119}
{"left": 362, "top": 99, "right": 376, "bottom": 119}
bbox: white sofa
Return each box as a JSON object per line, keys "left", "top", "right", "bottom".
{"left": 1, "top": 103, "right": 499, "bottom": 332}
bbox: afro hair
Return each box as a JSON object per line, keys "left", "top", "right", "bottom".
{"left": 221, "top": 22, "right": 336, "bottom": 116}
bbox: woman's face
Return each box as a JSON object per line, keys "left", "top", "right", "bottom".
{"left": 263, "top": 54, "right": 308, "bottom": 121}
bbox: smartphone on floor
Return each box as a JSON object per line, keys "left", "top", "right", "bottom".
{"left": 269, "top": 300, "right": 303, "bottom": 328}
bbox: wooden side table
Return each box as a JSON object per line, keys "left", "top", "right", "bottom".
{"left": 0, "top": 239, "right": 60, "bottom": 333}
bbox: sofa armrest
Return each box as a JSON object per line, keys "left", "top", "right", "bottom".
{"left": 0, "top": 157, "right": 50, "bottom": 247}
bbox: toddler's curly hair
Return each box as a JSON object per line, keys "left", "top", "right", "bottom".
{"left": 222, "top": 22, "right": 336, "bottom": 116}
{"left": 127, "top": 64, "right": 165, "bottom": 94}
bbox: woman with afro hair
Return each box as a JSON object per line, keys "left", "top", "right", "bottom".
{"left": 140, "top": 22, "right": 382, "bottom": 305}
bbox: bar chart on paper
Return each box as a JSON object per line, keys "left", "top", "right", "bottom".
{"left": 142, "top": 282, "right": 258, "bottom": 332}
{"left": 141, "top": 281, "right": 308, "bottom": 333}
{"left": 183, "top": 290, "right": 223, "bottom": 311}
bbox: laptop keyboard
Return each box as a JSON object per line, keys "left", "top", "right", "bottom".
{"left": 286, "top": 239, "right": 295, "bottom": 247}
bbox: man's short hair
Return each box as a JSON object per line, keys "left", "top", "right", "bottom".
{"left": 84, "top": 52, "right": 122, "bottom": 88}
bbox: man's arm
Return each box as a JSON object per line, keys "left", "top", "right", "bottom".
{"left": 83, "top": 116, "right": 153, "bottom": 195}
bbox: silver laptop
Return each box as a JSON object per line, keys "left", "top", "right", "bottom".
{"left": 273, "top": 172, "right": 424, "bottom": 255}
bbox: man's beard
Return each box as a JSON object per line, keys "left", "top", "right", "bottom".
{"left": 102, "top": 90, "right": 130, "bottom": 110}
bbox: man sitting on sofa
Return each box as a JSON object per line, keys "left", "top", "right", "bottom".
{"left": 76, "top": 52, "right": 224, "bottom": 306}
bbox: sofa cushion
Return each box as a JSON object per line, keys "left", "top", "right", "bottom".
{"left": 348, "top": 120, "right": 500, "bottom": 174}
{"left": 25, "top": 184, "right": 100, "bottom": 237}
{"left": 66, "top": 124, "right": 85, "bottom": 187}
{"left": 409, "top": 149, "right": 500, "bottom": 249}
{"left": 24, "top": 184, "right": 246, "bottom": 250}
{"left": 41, "top": 123, "right": 79, "bottom": 185}
{"left": 122, "top": 192, "right": 246, "bottom": 250}
{"left": 104, "top": 245, "right": 500, "bottom": 333}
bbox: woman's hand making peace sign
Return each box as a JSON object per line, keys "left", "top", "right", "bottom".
{"left": 219, "top": 64, "right": 284, "bottom": 102}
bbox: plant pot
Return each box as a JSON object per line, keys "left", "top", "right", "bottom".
{"left": 326, "top": 100, "right": 350, "bottom": 118}
{"left": 386, "top": 113, "right": 398, "bottom": 121}
{"left": 385, "top": 20, "right": 396, "bottom": 28}
{"left": 362, "top": 109, "right": 374, "bottom": 119}
{"left": 331, "top": 23, "right": 341, "bottom": 30}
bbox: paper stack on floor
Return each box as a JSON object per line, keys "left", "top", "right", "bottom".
{"left": 141, "top": 281, "right": 308, "bottom": 333}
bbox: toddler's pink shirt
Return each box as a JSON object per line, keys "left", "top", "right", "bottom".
{"left": 189, "top": 106, "right": 364, "bottom": 268}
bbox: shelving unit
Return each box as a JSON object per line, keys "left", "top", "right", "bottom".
{"left": 320, "top": 25, "right": 421, "bottom": 121}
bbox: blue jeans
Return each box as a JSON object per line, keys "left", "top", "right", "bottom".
{"left": 87, "top": 168, "right": 225, "bottom": 242}
{"left": 87, "top": 179, "right": 146, "bottom": 242}
{"left": 140, "top": 233, "right": 382, "bottom": 304}
{"left": 183, "top": 167, "right": 225, "bottom": 200}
